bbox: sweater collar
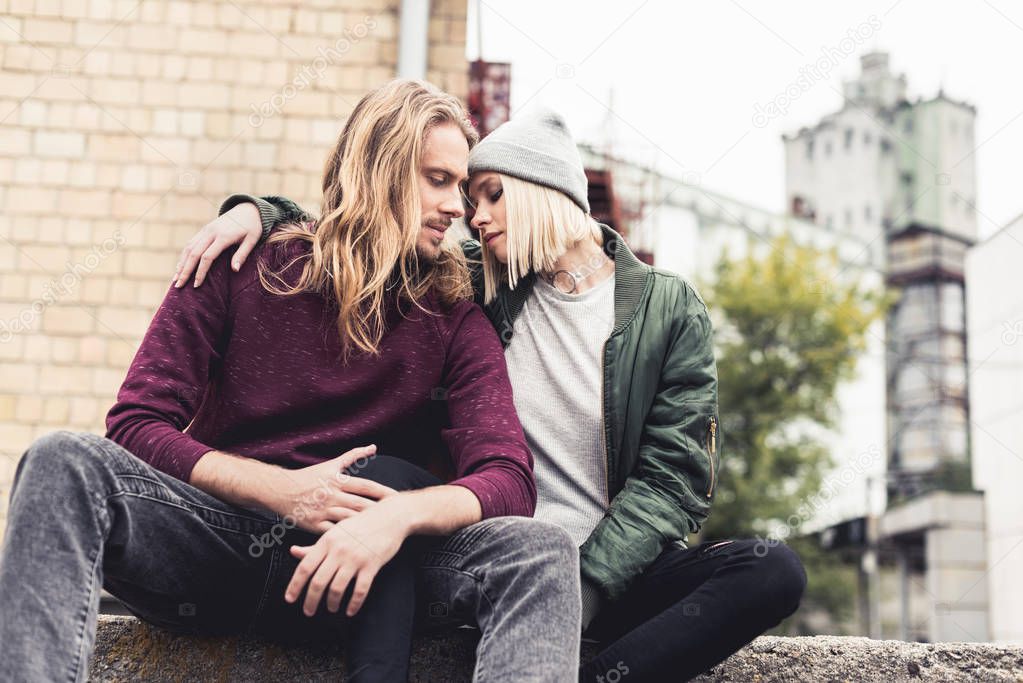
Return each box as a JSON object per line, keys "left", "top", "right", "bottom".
{"left": 503, "top": 224, "right": 650, "bottom": 334}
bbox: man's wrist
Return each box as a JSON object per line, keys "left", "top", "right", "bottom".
{"left": 396, "top": 485, "right": 482, "bottom": 536}
{"left": 191, "top": 450, "right": 285, "bottom": 511}
{"left": 245, "top": 461, "right": 295, "bottom": 513}
{"left": 376, "top": 493, "right": 419, "bottom": 537}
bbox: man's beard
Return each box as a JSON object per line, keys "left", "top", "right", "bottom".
{"left": 416, "top": 217, "right": 452, "bottom": 263}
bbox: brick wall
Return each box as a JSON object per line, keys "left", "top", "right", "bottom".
{"left": 0, "top": 0, "right": 469, "bottom": 533}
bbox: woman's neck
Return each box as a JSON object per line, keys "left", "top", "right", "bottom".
{"left": 541, "top": 235, "right": 615, "bottom": 295}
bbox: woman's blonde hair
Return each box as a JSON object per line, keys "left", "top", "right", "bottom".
{"left": 480, "top": 174, "right": 601, "bottom": 304}
{"left": 258, "top": 80, "right": 478, "bottom": 359}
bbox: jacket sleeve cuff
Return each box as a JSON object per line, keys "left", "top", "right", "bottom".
{"left": 581, "top": 576, "right": 605, "bottom": 630}
{"left": 218, "top": 194, "right": 291, "bottom": 241}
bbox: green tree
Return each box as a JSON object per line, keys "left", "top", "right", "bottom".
{"left": 700, "top": 235, "right": 889, "bottom": 632}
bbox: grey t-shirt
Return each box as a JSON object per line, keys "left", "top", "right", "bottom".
{"left": 504, "top": 274, "right": 616, "bottom": 548}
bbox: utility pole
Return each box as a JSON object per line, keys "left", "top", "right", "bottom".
{"left": 863, "top": 475, "right": 882, "bottom": 638}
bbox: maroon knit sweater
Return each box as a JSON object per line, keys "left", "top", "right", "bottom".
{"left": 105, "top": 241, "right": 535, "bottom": 519}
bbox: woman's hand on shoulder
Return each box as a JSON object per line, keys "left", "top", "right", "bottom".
{"left": 173, "top": 202, "right": 262, "bottom": 288}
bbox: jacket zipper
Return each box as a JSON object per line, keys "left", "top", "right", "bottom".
{"left": 600, "top": 338, "right": 611, "bottom": 509}
{"left": 706, "top": 416, "right": 717, "bottom": 498}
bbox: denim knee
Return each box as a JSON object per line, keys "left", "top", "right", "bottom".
{"left": 17, "top": 431, "right": 107, "bottom": 487}
{"left": 9, "top": 431, "right": 118, "bottom": 518}
{"left": 489, "top": 518, "right": 578, "bottom": 565}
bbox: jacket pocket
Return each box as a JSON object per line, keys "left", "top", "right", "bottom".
{"left": 705, "top": 414, "right": 719, "bottom": 498}
{"left": 677, "top": 402, "right": 720, "bottom": 502}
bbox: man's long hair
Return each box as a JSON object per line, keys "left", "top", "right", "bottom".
{"left": 259, "top": 80, "right": 477, "bottom": 359}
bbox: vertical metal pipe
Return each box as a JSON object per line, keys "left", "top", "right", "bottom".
{"left": 398, "top": 0, "right": 431, "bottom": 79}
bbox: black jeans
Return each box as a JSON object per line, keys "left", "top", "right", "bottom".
{"left": 323, "top": 454, "right": 442, "bottom": 682}
{"left": 580, "top": 539, "right": 807, "bottom": 683}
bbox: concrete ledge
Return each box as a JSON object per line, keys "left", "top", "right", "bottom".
{"left": 91, "top": 615, "right": 1023, "bottom": 682}
{"left": 91, "top": 615, "right": 478, "bottom": 682}
{"left": 692, "top": 635, "right": 1023, "bottom": 682}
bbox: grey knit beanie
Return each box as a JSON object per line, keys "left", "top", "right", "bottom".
{"left": 468, "top": 108, "right": 590, "bottom": 214}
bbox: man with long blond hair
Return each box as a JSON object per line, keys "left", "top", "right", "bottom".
{"left": 0, "top": 80, "right": 582, "bottom": 682}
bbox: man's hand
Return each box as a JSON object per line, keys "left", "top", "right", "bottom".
{"left": 266, "top": 445, "right": 399, "bottom": 534}
{"left": 190, "top": 445, "right": 397, "bottom": 535}
{"left": 285, "top": 485, "right": 482, "bottom": 617}
{"left": 286, "top": 496, "right": 413, "bottom": 617}
{"left": 173, "top": 202, "right": 262, "bottom": 289}
{"left": 193, "top": 449, "right": 484, "bottom": 618}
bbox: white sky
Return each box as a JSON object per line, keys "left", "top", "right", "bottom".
{"left": 466, "top": 0, "right": 1023, "bottom": 241}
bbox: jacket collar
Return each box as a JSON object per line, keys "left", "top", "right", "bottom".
{"left": 503, "top": 224, "right": 651, "bottom": 334}
{"left": 602, "top": 224, "right": 650, "bottom": 334}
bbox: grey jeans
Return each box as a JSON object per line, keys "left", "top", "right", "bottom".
{"left": 0, "top": 431, "right": 582, "bottom": 682}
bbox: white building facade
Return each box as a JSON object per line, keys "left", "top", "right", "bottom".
{"left": 967, "top": 214, "right": 1023, "bottom": 644}
{"left": 782, "top": 51, "right": 978, "bottom": 495}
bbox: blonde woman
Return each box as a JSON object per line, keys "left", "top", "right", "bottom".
{"left": 179, "top": 109, "right": 806, "bottom": 682}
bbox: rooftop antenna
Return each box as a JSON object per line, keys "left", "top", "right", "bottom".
{"left": 602, "top": 85, "right": 617, "bottom": 159}
{"left": 475, "top": 0, "right": 483, "bottom": 61}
